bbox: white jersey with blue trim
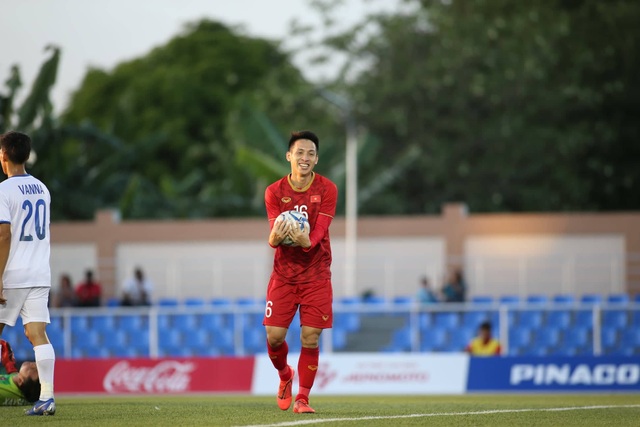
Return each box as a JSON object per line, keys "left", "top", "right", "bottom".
{"left": 0, "top": 174, "right": 51, "bottom": 288}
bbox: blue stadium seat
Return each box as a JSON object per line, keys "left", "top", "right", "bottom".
{"left": 337, "top": 296, "right": 360, "bottom": 305}
{"left": 106, "top": 297, "right": 120, "bottom": 307}
{"left": 199, "top": 313, "right": 227, "bottom": 330}
{"left": 434, "top": 312, "right": 460, "bottom": 329}
{"left": 581, "top": 294, "right": 603, "bottom": 304}
{"left": 546, "top": 311, "right": 571, "bottom": 328}
{"left": 162, "top": 330, "right": 183, "bottom": 348}
{"left": 534, "top": 328, "right": 560, "bottom": 348}
{"left": 71, "top": 316, "right": 90, "bottom": 332}
{"left": 621, "top": 329, "right": 640, "bottom": 348}
{"left": 393, "top": 296, "right": 413, "bottom": 305}
{"left": 526, "top": 295, "right": 549, "bottom": 305}
{"left": 447, "top": 327, "right": 475, "bottom": 351}
{"left": 212, "top": 328, "right": 235, "bottom": 355}
{"left": 517, "top": 311, "right": 544, "bottom": 329}
{"left": 552, "top": 294, "right": 575, "bottom": 305}
{"left": 418, "top": 312, "right": 433, "bottom": 330}
{"left": 601, "top": 327, "right": 618, "bottom": 348}
{"left": 633, "top": 311, "right": 640, "bottom": 327}
{"left": 564, "top": 327, "right": 591, "bottom": 349}
{"left": 470, "top": 295, "right": 493, "bottom": 305}
{"left": 635, "top": 294, "right": 640, "bottom": 303}
{"left": 77, "top": 347, "right": 110, "bottom": 359}
{"left": 236, "top": 297, "right": 262, "bottom": 306}
{"left": 420, "top": 328, "right": 448, "bottom": 351}
{"left": 607, "top": 294, "right": 630, "bottom": 305}
{"left": 158, "top": 297, "right": 179, "bottom": 307}
{"left": 509, "top": 328, "right": 532, "bottom": 352}
{"left": 334, "top": 312, "right": 360, "bottom": 333}
{"left": 499, "top": 295, "right": 521, "bottom": 305}
{"left": 184, "top": 330, "right": 211, "bottom": 349}
{"left": 574, "top": 310, "right": 594, "bottom": 328}
{"left": 74, "top": 329, "right": 101, "bottom": 347}
{"left": 362, "top": 295, "right": 386, "bottom": 305}
{"left": 184, "top": 297, "right": 206, "bottom": 307}
{"left": 92, "top": 315, "right": 117, "bottom": 332}
{"left": 210, "top": 297, "right": 232, "bottom": 306}
{"left": 332, "top": 327, "right": 349, "bottom": 351}
{"left": 172, "top": 314, "right": 199, "bottom": 331}
{"left": 159, "top": 347, "right": 192, "bottom": 358}
{"left": 243, "top": 327, "right": 265, "bottom": 354}
{"left": 127, "top": 330, "right": 150, "bottom": 355}
{"left": 49, "top": 316, "right": 64, "bottom": 332}
{"left": 103, "top": 330, "right": 129, "bottom": 350}
{"left": 109, "top": 347, "right": 139, "bottom": 358}
{"left": 46, "top": 329, "right": 64, "bottom": 351}
{"left": 462, "top": 311, "right": 490, "bottom": 328}
{"left": 119, "top": 315, "right": 147, "bottom": 332}
{"left": 602, "top": 310, "right": 629, "bottom": 329}
{"left": 385, "top": 327, "right": 412, "bottom": 352}
{"left": 158, "top": 314, "right": 172, "bottom": 330}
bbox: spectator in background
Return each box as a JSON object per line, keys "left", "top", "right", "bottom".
{"left": 54, "top": 274, "right": 76, "bottom": 308}
{"left": 75, "top": 270, "right": 101, "bottom": 307}
{"left": 416, "top": 276, "right": 438, "bottom": 304}
{"left": 465, "top": 321, "right": 501, "bottom": 356}
{"left": 442, "top": 268, "right": 466, "bottom": 303}
{"left": 121, "top": 267, "right": 153, "bottom": 306}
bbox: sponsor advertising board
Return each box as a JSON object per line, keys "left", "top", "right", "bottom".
{"left": 252, "top": 353, "right": 469, "bottom": 395}
{"left": 467, "top": 356, "right": 640, "bottom": 391}
{"left": 56, "top": 357, "right": 254, "bottom": 393}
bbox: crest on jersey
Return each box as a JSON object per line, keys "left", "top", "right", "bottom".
{"left": 311, "top": 195, "right": 321, "bottom": 203}
{"left": 281, "top": 197, "right": 292, "bottom": 203}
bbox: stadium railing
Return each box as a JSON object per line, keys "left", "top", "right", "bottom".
{"left": 3, "top": 299, "right": 639, "bottom": 359}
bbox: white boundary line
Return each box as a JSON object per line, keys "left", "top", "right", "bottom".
{"left": 238, "top": 405, "right": 640, "bottom": 427}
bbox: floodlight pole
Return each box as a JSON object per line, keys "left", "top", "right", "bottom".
{"left": 317, "top": 89, "right": 358, "bottom": 297}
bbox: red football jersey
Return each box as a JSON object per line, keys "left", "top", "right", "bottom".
{"left": 265, "top": 172, "right": 338, "bottom": 284}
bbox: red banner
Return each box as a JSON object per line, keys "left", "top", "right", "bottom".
{"left": 56, "top": 357, "right": 255, "bottom": 394}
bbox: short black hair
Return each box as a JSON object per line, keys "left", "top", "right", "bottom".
{"left": 479, "top": 321, "right": 492, "bottom": 331}
{"left": 288, "top": 130, "right": 319, "bottom": 152}
{"left": 0, "top": 131, "right": 31, "bottom": 164}
{"left": 18, "top": 376, "right": 41, "bottom": 403}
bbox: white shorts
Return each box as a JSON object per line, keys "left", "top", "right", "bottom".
{"left": 0, "top": 287, "right": 51, "bottom": 326}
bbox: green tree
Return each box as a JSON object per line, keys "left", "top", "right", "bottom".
{"left": 308, "top": 0, "right": 640, "bottom": 213}
{"left": 62, "top": 20, "right": 316, "bottom": 219}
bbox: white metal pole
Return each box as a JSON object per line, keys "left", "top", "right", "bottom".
{"left": 345, "top": 121, "right": 358, "bottom": 296}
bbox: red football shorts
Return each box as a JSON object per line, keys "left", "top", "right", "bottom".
{"left": 263, "top": 277, "right": 333, "bottom": 329}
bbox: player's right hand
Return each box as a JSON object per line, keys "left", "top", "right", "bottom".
{"left": 270, "top": 219, "right": 291, "bottom": 246}
{"left": 0, "top": 288, "right": 6, "bottom": 305}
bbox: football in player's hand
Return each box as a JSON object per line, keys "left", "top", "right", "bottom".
{"left": 275, "top": 210, "right": 310, "bottom": 246}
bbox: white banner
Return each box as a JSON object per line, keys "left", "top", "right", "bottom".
{"left": 252, "top": 353, "right": 469, "bottom": 395}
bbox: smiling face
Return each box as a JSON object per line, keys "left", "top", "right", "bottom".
{"left": 286, "top": 139, "right": 318, "bottom": 178}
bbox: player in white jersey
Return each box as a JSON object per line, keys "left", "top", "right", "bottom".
{"left": 0, "top": 131, "right": 55, "bottom": 416}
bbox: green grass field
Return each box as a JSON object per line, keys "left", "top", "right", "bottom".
{"left": 2, "top": 394, "right": 639, "bottom": 426}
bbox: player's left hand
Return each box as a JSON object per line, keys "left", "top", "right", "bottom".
{"left": 0, "top": 288, "right": 5, "bottom": 305}
{"left": 287, "top": 224, "right": 311, "bottom": 248}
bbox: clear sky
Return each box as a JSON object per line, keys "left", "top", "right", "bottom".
{"left": 1, "top": 0, "right": 402, "bottom": 112}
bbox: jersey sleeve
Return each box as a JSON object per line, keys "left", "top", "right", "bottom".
{"left": 0, "top": 191, "right": 11, "bottom": 224}
{"left": 264, "top": 185, "right": 282, "bottom": 229}
{"left": 319, "top": 180, "right": 338, "bottom": 219}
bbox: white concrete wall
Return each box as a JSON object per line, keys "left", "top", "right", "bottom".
{"left": 50, "top": 243, "right": 97, "bottom": 290}
{"left": 464, "top": 234, "right": 626, "bottom": 297}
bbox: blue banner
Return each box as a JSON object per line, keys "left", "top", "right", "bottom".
{"left": 467, "top": 356, "right": 640, "bottom": 391}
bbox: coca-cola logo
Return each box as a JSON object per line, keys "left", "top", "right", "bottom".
{"left": 103, "top": 360, "right": 195, "bottom": 393}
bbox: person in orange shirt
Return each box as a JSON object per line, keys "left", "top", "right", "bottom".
{"left": 465, "top": 321, "right": 501, "bottom": 356}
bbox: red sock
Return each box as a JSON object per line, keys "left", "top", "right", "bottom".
{"left": 267, "top": 340, "right": 291, "bottom": 380}
{"left": 296, "top": 346, "right": 319, "bottom": 402}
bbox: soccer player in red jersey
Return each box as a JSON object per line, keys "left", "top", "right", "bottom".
{"left": 263, "top": 130, "right": 338, "bottom": 414}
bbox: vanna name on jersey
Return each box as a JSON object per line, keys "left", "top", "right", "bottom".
{"left": 18, "top": 183, "right": 45, "bottom": 195}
